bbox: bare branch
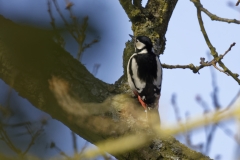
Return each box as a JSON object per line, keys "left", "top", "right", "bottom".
{"left": 49, "top": 1, "right": 99, "bottom": 62}
{"left": 202, "top": 7, "right": 240, "bottom": 24}
{"left": 22, "top": 125, "right": 44, "bottom": 156}
{"left": 47, "top": 0, "right": 65, "bottom": 47}
{"left": 52, "top": 0, "right": 78, "bottom": 41}
{"left": 191, "top": 0, "right": 240, "bottom": 24}
{"left": 212, "top": 63, "right": 229, "bottom": 76}
{"left": 190, "top": 0, "right": 240, "bottom": 84}
{"left": 225, "top": 90, "right": 240, "bottom": 111}
{"left": 50, "top": 142, "right": 71, "bottom": 159}
{"left": 162, "top": 43, "right": 236, "bottom": 77}
{"left": 171, "top": 94, "right": 181, "bottom": 122}
{"left": 162, "top": 62, "right": 205, "bottom": 73}
{"left": 0, "top": 124, "right": 22, "bottom": 155}
{"left": 195, "top": 6, "right": 218, "bottom": 58}
{"left": 220, "top": 42, "right": 236, "bottom": 58}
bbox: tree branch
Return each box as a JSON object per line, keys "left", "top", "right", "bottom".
{"left": 120, "top": 0, "right": 178, "bottom": 56}
{"left": 162, "top": 42, "right": 236, "bottom": 75}
{"left": 0, "top": 16, "right": 210, "bottom": 159}
{"left": 190, "top": 0, "right": 240, "bottom": 84}
{"left": 52, "top": 0, "right": 78, "bottom": 41}
{"left": 118, "top": 0, "right": 136, "bottom": 21}
{"left": 195, "top": 5, "right": 218, "bottom": 58}
{"left": 133, "top": 0, "right": 142, "bottom": 8}
{"left": 191, "top": 0, "right": 240, "bottom": 24}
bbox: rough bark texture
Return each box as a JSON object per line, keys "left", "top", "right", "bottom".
{"left": 121, "top": 0, "right": 178, "bottom": 80}
{"left": 0, "top": 1, "right": 211, "bottom": 159}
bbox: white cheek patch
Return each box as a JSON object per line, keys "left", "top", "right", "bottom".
{"left": 135, "top": 41, "right": 145, "bottom": 50}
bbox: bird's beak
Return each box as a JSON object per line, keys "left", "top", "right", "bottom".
{"left": 129, "top": 34, "right": 135, "bottom": 39}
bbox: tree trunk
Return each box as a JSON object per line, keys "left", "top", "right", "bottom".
{"left": 0, "top": 1, "right": 211, "bottom": 159}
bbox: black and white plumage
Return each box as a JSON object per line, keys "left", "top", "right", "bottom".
{"left": 127, "top": 35, "right": 162, "bottom": 111}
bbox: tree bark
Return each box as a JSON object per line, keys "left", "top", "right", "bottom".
{"left": 0, "top": 1, "right": 211, "bottom": 159}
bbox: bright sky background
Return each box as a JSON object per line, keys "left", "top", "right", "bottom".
{"left": 0, "top": 0, "right": 240, "bottom": 159}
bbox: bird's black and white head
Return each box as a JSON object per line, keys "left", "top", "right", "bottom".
{"left": 129, "top": 35, "right": 153, "bottom": 54}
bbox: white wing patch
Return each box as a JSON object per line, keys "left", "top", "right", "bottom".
{"left": 153, "top": 56, "right": 162, "bottom": 89}
{"left": 131, "top": 58, "right": 146, "bottom": 92}
{"left": 127, "top": 53, "right": 137, "bottom": 91}
{"left": 135, "top": 41, "right": 145, "bottom": 50}
{"left": 127, "top": 54, "right": 146, "bottom": 93}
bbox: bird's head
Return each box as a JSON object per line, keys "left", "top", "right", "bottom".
{"left": 129, "top": 35, "right": 153, "bottom": 53}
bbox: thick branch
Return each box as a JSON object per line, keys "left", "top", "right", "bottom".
{"left": 0, "top": 16, "right": 210, "bottom": 159}
{"left": 133, "top": 0, "right": 142, "bottom": 8}
{"left": 118, "top": 0, "right": 136, "bottom": 21}
{"left": 121, "top": 0, "right": 178, "bottom": 80}
{"left": 120, "top": 0, "right": 178, "bottom": 54}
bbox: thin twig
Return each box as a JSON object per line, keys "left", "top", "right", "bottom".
{"left": 79, "top": 140, "right": 89, "bottom": 156}
{"left": 225, "top": 90, "right": 240, "bottom": 111}
{"left": 71, "top": 131, "right": 78, "bottom": 154}
{"left": 0, "top": 124, "right": 22, "bottom": 155}
{"left": 65, "top": 0, "right": 79, "bottom": 35}
{"left": 204, "top": 66, "right": 220, "bottom": 154}
{"left": 212, "top": 63, "right": 229, "bottom": 76}
{"left": 22, "top": 124, "right": 44, "bottom": 156}
{"left": 171, "top": 94, "right": 181, "bottom": 122}
{"left": 222, "top": 43, "right": 236, "bottom": 57}
{"left": 47, "top": 0, "right": 65, "bottom": 47}
{"left": 205, "top": 125, "right": 217, "bottom": 154}
{"left": 52, "top": 0, "right": 78, "bottom": 41}
{"left": 50, "top": 141, "right": 71, "bottom": 159}
{"left": 49, "top": 0, "right": 99, "bottom": 62}
{"left": 47, "top": 0, "right": 57, "bottom": 30}
{"left": 184, "top": 112, "right": 204, "bottom": 152}
{"left": 217, "top": 123, "right": 240, "bottom": 144}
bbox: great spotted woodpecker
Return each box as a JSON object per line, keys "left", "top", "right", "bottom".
{"left": 127, "top": 35, "right": 162, "bottom": 115}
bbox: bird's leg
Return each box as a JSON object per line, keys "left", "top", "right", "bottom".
{"left": 137, "top": 95, "right": 148, "bottom": 120}
{"left": 137, "top": 95, "right": 147, "bottom": 110}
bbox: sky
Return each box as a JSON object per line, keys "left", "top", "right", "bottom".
{"left": 0, "top": 0, "right": 240, "bottom": 159}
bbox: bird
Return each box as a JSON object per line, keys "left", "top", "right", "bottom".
{"left": 127, "top": 35, "right": 162, "bottom": 118}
